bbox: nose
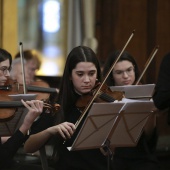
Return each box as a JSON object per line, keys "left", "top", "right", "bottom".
{"left": 84, "top": 75, "right": 90, "bottom": 82}
{"left": 5, "top": 70, "right": 10, "bottom": 77}
{"left": 122, "top": 71, "right": 129, "bottom": 78}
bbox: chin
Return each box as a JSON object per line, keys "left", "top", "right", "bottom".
{"left": 81, "top": 89, "right": 91, "bottom": 94}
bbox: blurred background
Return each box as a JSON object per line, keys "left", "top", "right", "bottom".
{"left": 0, "top": 0, "right": 170, "bottom": 169}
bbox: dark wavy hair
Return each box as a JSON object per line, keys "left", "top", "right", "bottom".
{"left": 0, "top": 48, "right": 12, "bottom": 66}
{"left": 103, "top": 50, "right": 140, "bottom": 86}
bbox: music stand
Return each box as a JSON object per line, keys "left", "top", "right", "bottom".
{"left": 68, "top": 101, "right": 156, "bottom": 169}
{"left": 110, "top": 84, "right": 155, "bottom": 99}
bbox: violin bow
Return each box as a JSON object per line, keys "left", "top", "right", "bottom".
{"left": 19, "top": 42, "right": 27, "bottom": 94}
{"left": 75, "top": 30, "right": 135, "bottom": 128}
{"left": 135, "top": 45, "right": 159, "bottom": 85}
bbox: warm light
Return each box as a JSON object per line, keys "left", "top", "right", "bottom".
{"left": 42, "top": 0, "right": 60, "bottom": 32}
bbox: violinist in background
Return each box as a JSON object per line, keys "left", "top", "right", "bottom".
{"left": 24, "top": 46, "right": 113, "bottom": 170}
{"left": 103, "top": 50, "right": 160, "bottom": 170}
{"left": 14, "top": 49, "right": 41, "bottom": 83}
{"left": 0, "top": 48, "right": 44, "bottom": 169}
{"left": 10, "top": 58, "right": 32, "bottom": 85}
{"left": 14, "top": 49, "right": 59, "bottom": 93}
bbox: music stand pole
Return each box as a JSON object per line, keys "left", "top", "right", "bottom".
{"left": 101, "top": 139, "right": 114, "bottom": 170}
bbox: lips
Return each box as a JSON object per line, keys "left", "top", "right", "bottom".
{"left": 82, "top": 86, "right": 91, "bottom": 89}
{"left": 123, "top": 81, "right": 131, "bottom": 85}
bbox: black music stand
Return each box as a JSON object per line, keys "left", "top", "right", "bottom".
{"left": 68, "top": 101, "right": 156, "bottom": 170}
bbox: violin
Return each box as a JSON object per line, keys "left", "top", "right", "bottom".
{"left": 76, "top": 82, "right": 124, "bottom": 111}
{"left": 1, "top": 78, "right": 58, "bottom": 100}
{"left": 0, "top": 100, "right": 60, "bottom": 122}
{"left": 0, "top": 43, "right": 59, "bottom": 122}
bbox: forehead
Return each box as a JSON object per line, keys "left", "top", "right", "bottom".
{"left": 74, "top": 62, "right": 97, "bottom": 71}
{"left": 27, "top": 60, "right": 38, "bottom": 67}
{"left": 0, "top": 59, "right": 10, "bottom": 67}
{"left": 114, "top": 60, "right": 133, "bottom": 70}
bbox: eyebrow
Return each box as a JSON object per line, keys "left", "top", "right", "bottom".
{"left": 76, "top": 69, "right": 96, "bottom": 72}
{"left": 114, "top": 66, "right": 133, "bottom": 71}
{"left": 0, "top": 66, "right": 9, "bottom": 69}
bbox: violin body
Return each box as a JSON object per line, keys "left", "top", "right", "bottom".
{"left": 76, "top": 82, "right": 124, "bottom": 111}
{"left": 2, "top": 78, "right": 57, "bottom": 100}
{"left": 0, "top": 78, "right": 59, "bottom": 122}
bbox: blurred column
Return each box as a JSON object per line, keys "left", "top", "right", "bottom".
{"left": 82, "top": 0, "right": 98, "bottom": 53}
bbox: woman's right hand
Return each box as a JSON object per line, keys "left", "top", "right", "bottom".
{"left": 46, "top": 122, "right": 76, "bottom": 140}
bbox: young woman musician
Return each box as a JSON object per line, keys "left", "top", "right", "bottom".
{"left": 103, "top": 50, "right": 160, "bottom": 170}
{"left": 0, "top": 48, "right": 44, "bottom": 169}
{"left": 24, "top": 46, "right": 113, "bottom": 170}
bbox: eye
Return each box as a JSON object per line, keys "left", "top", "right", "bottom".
{"left": 89, "top": 71, "right": 96, "bottom": 76}
{"left": 0, "top": 67, "right": 8, "bottom": 71}
{"left": 114, "top": 70, "right": 123, "bottom": 75}
{"left": 76, "top": 72, "right": 83, "bottom": 77}
{"left": 127, "top": 67, "right": 134, "bottom": 72}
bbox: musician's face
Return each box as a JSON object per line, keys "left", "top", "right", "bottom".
{"left": 71, "top": 62, "right": 97, "bottom": 95}
{"left": 112, "top": 60, "right": 135, "bottom": 86}
{"left": 26, "top": 59, "right": 38, "bottom": 81}
{"left": 0, "top": 59, "right": 10, "bottom": 86}
{"left": 11, "top": 63, "right": 32, "bottom": 85}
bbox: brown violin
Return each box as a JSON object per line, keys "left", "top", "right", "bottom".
{"left": 76, "top": 82, "right": 124, "bottom": 111}
{"left": 1, "top": 78, "right": 58, "bottom": 101}
{"left": 0, "top": 100, "right": 60, "bottom": 122}
{"left": 0, "top": 79, "right": 60, "bottom": 122}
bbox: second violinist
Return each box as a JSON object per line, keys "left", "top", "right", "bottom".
{"left": 24, "top": 46, "right": 114, "bottom": 170}
{"left": 103, "top": 50, "right": 160, "bottom": 170}
{"left": 10, "top": 49, "right": 59, "bottom": 102}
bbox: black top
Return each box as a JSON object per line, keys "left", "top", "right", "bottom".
{"left": 0, "top": 112, "right": 54, "bottom": 169}
{"left": 17, "top": 102, "right": 109, "bottom": 170}
{"left": 153, "top": 53, "right": 170, "bottom": 110}
{"left": 0, "top": 130, "right": 27, "bottom": 169}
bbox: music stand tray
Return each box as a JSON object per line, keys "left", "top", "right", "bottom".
{"left": 68, "top": 101, "right": 155, "bottom": 151}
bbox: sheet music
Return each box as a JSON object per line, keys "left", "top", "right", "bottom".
{"left": 69, "top": 100, "right": 156, "bottom": 151}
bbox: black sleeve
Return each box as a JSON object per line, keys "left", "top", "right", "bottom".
{"left": 0, "top": 130, "right": 26, "bottom": 168}
{"left": 153, "top": 53, "right": 170, "bottom": 110}
{"left": 30, "top": 112, "right": 54, "bottom": 134}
